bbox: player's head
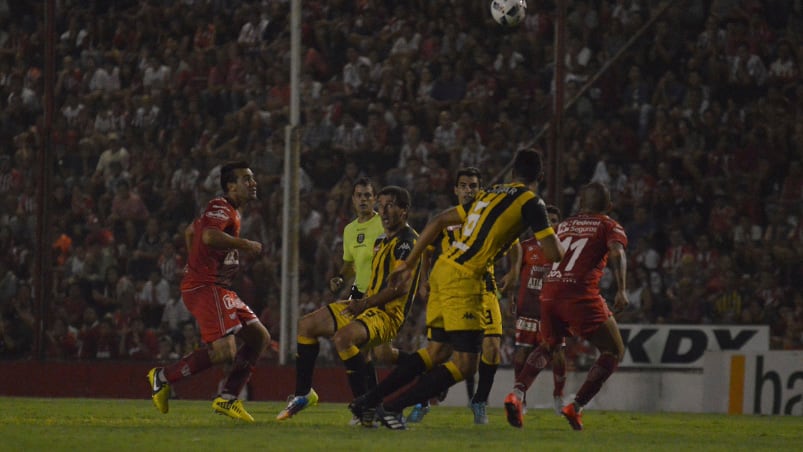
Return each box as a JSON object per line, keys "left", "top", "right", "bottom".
{"left": 220, "top": 161, "right": 256, "bottom": 203}
{"left": 545, "top": 204, "right": 562, "bottom": 227}
{"left": 376, "top": 185, "right": 410, "bottom": 233}
{"left": 352, "top": 176, "right": 376, "bottom": 216}
{"left": 579, "top": 182, "right": 612, "bottom": 213}
{"left": 511, "top": 148, "right": 544, "bottom": 184}
{"left": 454, "top": 167, "right": 481, "bottom": 205}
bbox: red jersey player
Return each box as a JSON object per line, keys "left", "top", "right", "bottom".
{"left": 505, "top": 182, "right": 628, "bottom": 431}
{"left": 513, "top": 204, "right": 567, "bottom": 416}
{"left": 147, "top": 161, "right": 270, "bottom": 422}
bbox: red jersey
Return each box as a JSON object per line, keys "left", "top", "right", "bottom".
{"left": 541, "top": 213, "right": 627, "bottom": 300}
{"left": 181, "top": 197, "right": 241, "bottom": 289}
{"left": 516, "top": 237, "right": 552, "bottom": 318}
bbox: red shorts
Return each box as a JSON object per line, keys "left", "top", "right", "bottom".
{"left": 540, "top": 296, "right": 611, "bottom": 347}
{"left": 181, "top": 285, "right": 258, "bottom": 343}
{"left": 514, "top": 316, "right": 543, "bottom": 347}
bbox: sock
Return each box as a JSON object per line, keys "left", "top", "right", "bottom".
{"left": 552, "top": 354, "right": 567, "bottom": 397}
{"left": 163, "top": 348, "right": 213, "bottom": 383}
{"left": 364, "top": 360, "right": 378, "bottom": 393}
{"left": 513, "top": 351, "right": 526, "bottom": 381}
{"left": 386, "top": 362, "right": 461, "bottom": 412}
{"left": 514, "top": 344, "right": 552, "bottom": 392}
{"left": 340, "top": 345, "right": 369, "bottom": 398}
{"left": 471, "top": 359, "right": 498, "bottom": 404}
{"left": 464, "top": 373, "right": 476, "bottom": 401}
{"left": 220, "top": 344, "right": 259, "bottom": 399}
{"left": 363, "top": 349, "right": 429, "bottom": 407}
{"left": 575, "top": 353, "right": 618, "bottom": 407}
{"left": 295, "top": 337, "right": 320, "bottom": 396}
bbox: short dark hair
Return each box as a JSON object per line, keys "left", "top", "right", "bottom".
{"left": 454, "top": 167, "right": 482, "bottom": 186}
{"left": 512, "top": 148, "right": 544, "bottom": 184}
{"left": 580, "top": 182, "right": 611, "bottom": 213}
{"left": 377, "top": 185, "right": 411, "bottom": 210}
{"left": 352, "top": 176, "right": 376, "bottom": 196}
{"left": 220, "top": 161, "right": 250, "bottom": 193}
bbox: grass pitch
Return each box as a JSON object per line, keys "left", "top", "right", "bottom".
{"left": 0, "top": 397, "right": 797, "bottom": 451}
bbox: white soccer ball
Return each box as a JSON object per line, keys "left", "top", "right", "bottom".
{"left": 490, "top": 0, "right": 527, "bottom": 27}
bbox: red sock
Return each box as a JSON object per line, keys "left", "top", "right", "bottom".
{"left": 163, "top": 348, "right": 213, "bottom": 383}
{"left": 220, "top": 344, "right": 260, "bottom": 398}
{"left": 513, "top": 353, "right": 525, "bottom": 381}
{"left": 514, "top": 345, "right": 551, "bottom": 392}
{"left": 575, "top": 353, "right": 618, "bottom": 406}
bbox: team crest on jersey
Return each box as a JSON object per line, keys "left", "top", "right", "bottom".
{"left": 222, "top": 294, "right": 238, "bottom": 310}
{"left": 357, "top": 233, "right": 365, "bottom": 243}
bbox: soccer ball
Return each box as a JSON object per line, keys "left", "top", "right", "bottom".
{"left": 490, "top": 0, "right": 527, "bottom": 27}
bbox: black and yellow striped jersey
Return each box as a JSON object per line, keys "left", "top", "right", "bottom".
{"left": 432, "top": 219, "right": 519, "bottom": 293}
{"left": 365, "top": 224, "right": 421, "bottom": 319}
{"left": 441, "top": 182, "right": 553, "bottom": 278}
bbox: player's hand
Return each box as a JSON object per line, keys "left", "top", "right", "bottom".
{"left": 342, "top": 298, "right": 367, "bottom": 318}
{"left": 241, "top": 239, "right": 262, "bottom": 255}
{"left": 329, "top": 276, "right": 345, "bottom": 294}
{"left": 498, "top": 270, "right": 519, "bottom": 295}
{"left": 613, "top": 290, "right": 629, "bottom": 314}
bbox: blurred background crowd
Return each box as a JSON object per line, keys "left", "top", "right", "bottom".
{"left": 0, "top": 0, "right": 801, "bottom": 369}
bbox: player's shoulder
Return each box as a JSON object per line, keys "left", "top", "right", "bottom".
{"left": 397, "top": 224, "right": 419, "bottom": 243}
{"left": 203, "top": 197, "right": 234, "bottom": 220}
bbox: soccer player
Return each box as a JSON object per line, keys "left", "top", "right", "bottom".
{"left": 328, "top": 177, "right": 389, "bottom": 425}
{"left": 504, "top": 182, "right": 628, "bottom": 430}
{"left": 407, "top": 167, "right": 521, "bottom": 425}
{"left": 510, "top": 204, "right": 567, "bottom": 415}
{"left": 147, "top": 161, "right": 269, "bottom": 422}
{"left": 350, "top": 149, "right": 564, "bottom": 430}
{"left": 277, "top": 186, "right": 421, "bottom": 424}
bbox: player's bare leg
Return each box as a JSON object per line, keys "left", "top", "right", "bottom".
{"left": 562, "top": 317, "right": 624, "bottom": 430}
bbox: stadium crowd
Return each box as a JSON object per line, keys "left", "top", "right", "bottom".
{"left": 0, "top": 0, "right": 801, "bottom": 366}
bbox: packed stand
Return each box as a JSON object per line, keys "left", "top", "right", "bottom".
{"left": 0, "top": 0, "right": 801, "bottom": 365}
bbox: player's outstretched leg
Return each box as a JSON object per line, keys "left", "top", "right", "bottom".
{"left": 277, "top": 388, "right": 319, "bottom": 420}
{"left": 212, "top": 397, "right": 255, "bottom": 422}
{"left": 147, "top": 367, "right": 170, "bottom": 414}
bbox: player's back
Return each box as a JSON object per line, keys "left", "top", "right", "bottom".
{"left": 181, "top": 197, "right": 241, "bottom": 289}
{"left": 441, "top": 183, "right": 539, "bottom": 277}
{"left": 541, "top": 213, "right": 627, "bottom": 300}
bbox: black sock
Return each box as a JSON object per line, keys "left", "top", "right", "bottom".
{"left": 295, "top": 342, "right": 319, "bottom": 396}
{"left": 343, "top": 353, "right": 369, "bottom": 398}
{"left": 364, "top": 351, "right": 426, "bottom": 407}
{"left": 386, "top": 365, "right": 457, "bottom": 412}
{"left": 364, "top": 360, "right": 378, "bottom": 393}
{"left": 471, "top": 361, "right": 497, "bottom": 404}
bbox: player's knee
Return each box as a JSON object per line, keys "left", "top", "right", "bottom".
{"left": 331, "top": 329, "right": 354, "bottom": 352}
{"left": 481, "top": 337, "right": 501, "bottom": 364}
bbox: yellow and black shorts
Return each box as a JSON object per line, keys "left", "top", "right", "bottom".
{"left": 328, "top": 301, "right": 402, "bottom": 349}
